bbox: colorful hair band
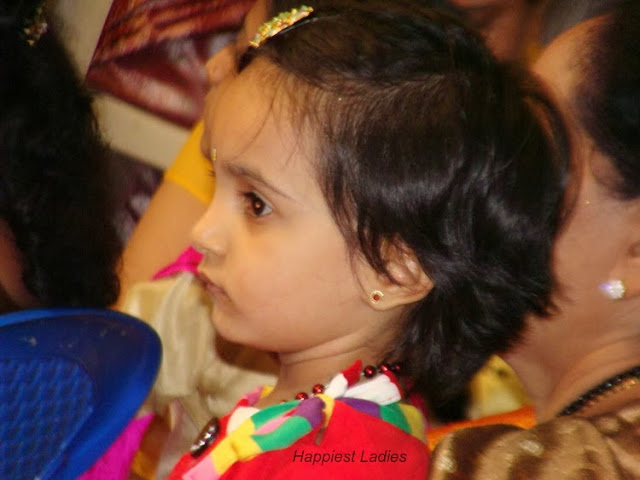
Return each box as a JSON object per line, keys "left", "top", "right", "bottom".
{"left": 23, "top": 2, "right": 48, "bottom": 46}
{"left": 249, "top": 5, "right": 314, "bottom": 48}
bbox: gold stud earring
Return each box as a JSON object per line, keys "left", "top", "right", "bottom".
{"left": 370, "top": 290, "right": 384, "bottom": 304}
{"left": 210, "top": 147, "right": 217, "bottom": 164}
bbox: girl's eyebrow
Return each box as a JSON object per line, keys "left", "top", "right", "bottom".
{"left": 224, "top": 162, "right": 294, "bottom": 201}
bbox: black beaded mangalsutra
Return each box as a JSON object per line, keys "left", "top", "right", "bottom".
{"left": 558, "top": 365, "right": 640, "bottom": 416}
{"left": 189, "top": 362, "right": 402, "bottom": 458}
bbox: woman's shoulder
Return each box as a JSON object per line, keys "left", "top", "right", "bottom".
{"left": 429, "top": 400, "right": 640, "bottom": 479}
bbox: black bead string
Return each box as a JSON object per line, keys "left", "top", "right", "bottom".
{"left": 559, "top": 365, "right": 640, "bottom": 416}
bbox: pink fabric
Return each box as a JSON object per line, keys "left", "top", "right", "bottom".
{"left": 77, "top": 414, "right": 154, "bottom": 480}
{"left": 153, "top": 246, "right": 203, "bottom": 280}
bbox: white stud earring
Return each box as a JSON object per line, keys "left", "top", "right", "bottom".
{"left": 600, "top": 279, "right": 626, "bottom": 300}
{"left": 370, "top": 290, "right": 384, "bottom": 304}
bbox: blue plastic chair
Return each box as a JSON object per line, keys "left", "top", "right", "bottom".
{"left": 0, "top": 308, "right": 162, "bottom": 480}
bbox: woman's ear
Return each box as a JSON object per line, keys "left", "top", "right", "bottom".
{"left": 360, "top": 243, "right": 433, "bottom": 311}
{"left": 616, "top": 241, "right": 640, "bottom": 300}
{"left": 610, "top": 210, "right": 640, "bottom": 300}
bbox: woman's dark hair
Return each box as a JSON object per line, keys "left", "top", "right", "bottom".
{"left": 575, "top": 0, "right": 640, "bottom": 200}
{"left": 0, "top": 1, "right": 121, "bottom": 307}
{"left": 240, "top": 1, "right": 570, "bottom": 404}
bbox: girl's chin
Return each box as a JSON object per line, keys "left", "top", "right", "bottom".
{"left": 210, "top": 313, "right": 252, "bottom": 345}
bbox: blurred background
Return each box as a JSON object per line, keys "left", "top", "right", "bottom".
{"left": 48, "top": 0, "right": 250, "bottom": 242}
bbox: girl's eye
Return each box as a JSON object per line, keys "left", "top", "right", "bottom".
{"left": 243, "top": 192, "right": 273, "bottom": 217}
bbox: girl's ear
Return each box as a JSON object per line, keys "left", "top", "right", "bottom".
{"left": 361, "top": 243, "right": 433, "bottom": 311}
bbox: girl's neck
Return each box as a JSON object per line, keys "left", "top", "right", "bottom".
{"left": 254, "top": 347, "right": 382, "bottom": 408}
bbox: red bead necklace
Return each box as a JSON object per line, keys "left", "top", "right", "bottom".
{"left": 191, "top": 361, "right": 403, "bottom": 458}
{"left": 293, "top": 362, "right": 402, "bottom": 401}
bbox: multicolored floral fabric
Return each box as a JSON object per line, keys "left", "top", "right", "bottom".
{"left": 169, "top": 361, "right": 429, "bottom": 479}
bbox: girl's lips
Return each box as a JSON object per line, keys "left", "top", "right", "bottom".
{"left": 207, "top": 283, "right": 226, "bottom": 299}
{"left": 196, "top": 272, "right": 226, "bottom": 299}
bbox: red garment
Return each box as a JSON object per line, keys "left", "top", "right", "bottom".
{"left": 169, "top": 401, "right": 429, "bottom": 479}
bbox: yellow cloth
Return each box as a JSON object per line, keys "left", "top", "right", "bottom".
{"left": 164, "top": 121, "right": 216, "bottom": 205}
{"left": 467, "top": 355, "right": 531, "bottom": 420}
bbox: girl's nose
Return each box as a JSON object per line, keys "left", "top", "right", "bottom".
{"left": 191, "top": 202, "right": 227, "bottom": 258}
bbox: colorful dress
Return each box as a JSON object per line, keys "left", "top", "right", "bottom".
{"left": 168, "top": 361, "right": 429, "bottom": 479}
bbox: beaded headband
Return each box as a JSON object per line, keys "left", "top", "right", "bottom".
{"left": 0, "top": 1, "right": 47, "bottom": 46}
{"left": 23, "top": 2, "right": 47, "bottom": 46}
{"left": 249, "top": 5, "right": 314, "bottom": 48}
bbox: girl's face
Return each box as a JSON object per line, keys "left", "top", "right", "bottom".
{"left": 192, "top": 63, "right": 396, "bottom": 359}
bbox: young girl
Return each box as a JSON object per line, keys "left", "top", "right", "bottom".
{"left": 169, "top": 1, "right": 569, "bottom": 478}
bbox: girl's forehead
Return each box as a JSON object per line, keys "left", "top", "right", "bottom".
{"left": 203, "top": 65, "right": 269, "bottom": 156}
{"left": 204, "top": 62, "right": 313, "bottom": 167}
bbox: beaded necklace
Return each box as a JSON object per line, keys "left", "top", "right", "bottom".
{"left": 190, "top": 361, "right": 403, "bottom": 457}
{"left": 292, "top": 361, "right": 402, "bottom": 400}
{"left": 558, "top": 365, "right": 640, "bottom": 416}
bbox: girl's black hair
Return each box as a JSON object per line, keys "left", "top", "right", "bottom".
{"left": 0, "top": 0, "right": 121, "bottom": 307}
{"left": 575, "top": 0, "right": 640, "bottom": 200}
{"left": 240, "top": 1, "right": 570, "bottom": 404}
